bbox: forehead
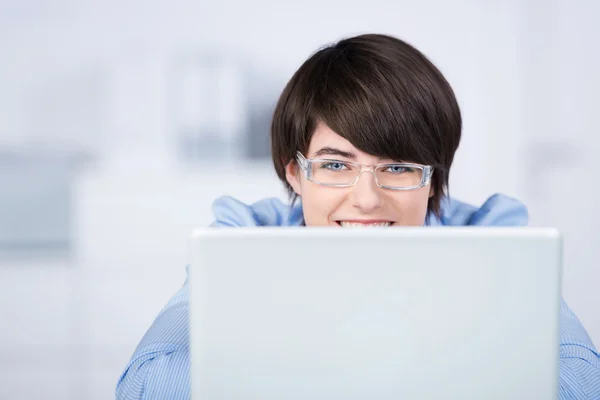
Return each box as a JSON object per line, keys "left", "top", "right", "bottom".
{"left": 307, "top": 122, "right": 393, "bottom": 163}
{"left": 307, "top": 122, "right": 358, "bottom": 155}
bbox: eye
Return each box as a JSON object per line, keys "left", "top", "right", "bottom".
{"left": 321, "top": 162, "right": 348, "bottom": 171}
{"left": 384, "top": 165, "right": 412, "bottom": 174}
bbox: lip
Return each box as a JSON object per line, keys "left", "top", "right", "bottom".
{"left": 336, "top": 219, "right": 393, "bottom": 223}
{"left": 335, "top": 219, "right": 395, "bottom": 226}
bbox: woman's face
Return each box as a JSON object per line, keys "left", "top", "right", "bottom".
{"left": 285, "top": 122, "right": 434, "bottom": 227}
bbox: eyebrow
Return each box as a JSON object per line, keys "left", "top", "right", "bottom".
{"left": 313, "top": 147, "right": 357, "bottom": 159}
{"left": 312, "top": 146, "right": 402, "bottom": 163}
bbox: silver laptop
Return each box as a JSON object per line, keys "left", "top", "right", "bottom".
{"left": 189, "top": 227, "right": 561, "bottom": 400}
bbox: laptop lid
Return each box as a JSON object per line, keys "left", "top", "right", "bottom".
{"left": 189, "top": 227, "right": 561, "bottom": 400}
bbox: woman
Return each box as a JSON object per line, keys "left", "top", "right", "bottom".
{"left": 117, "top": 34, "right": 600, "bottom": 399}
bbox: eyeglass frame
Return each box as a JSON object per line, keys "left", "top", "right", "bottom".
{"left": 295, "top": 151, "right": 434, "bottom": 191}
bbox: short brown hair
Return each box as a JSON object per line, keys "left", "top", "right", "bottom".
{"left": 271, "top": 33, "right": 462, "bottom": 216}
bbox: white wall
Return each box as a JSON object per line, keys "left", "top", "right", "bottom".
{"left": 0, "top": 0, "right": 525, "bottom": 197}
{"left": 0, "top": 1, "right": 598, "bottom": 399}
{"left": 518, "top": 0, "right": 600, "bottom": 344}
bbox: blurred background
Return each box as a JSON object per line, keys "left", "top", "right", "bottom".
{"left": 0, "top": 0, "right": 598, "bottom": 398}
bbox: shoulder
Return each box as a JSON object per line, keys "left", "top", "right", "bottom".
{"left": 211, "top": 195, "right": 303, "bottom": 227}
{"left": 435, "top": 193, "right": 529, "bottom": 227}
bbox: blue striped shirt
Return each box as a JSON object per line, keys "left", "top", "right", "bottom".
{"left": 117, "top": 195, "right": 600, "bottom": 399}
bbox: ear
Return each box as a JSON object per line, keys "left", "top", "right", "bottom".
{"left": 285, "top": 160, "right": 302, "bottom": 196}
{"left": 428, "top": 183, "right": 435, "bottom": 198}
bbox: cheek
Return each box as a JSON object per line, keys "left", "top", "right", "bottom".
{"left": 301, "top": 185, "right": 347, "bottom": 225}
{"left": 388, "top": 189, "right": 431, "bottom": 225}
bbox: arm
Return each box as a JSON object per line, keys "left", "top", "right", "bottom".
{"left": 116, "top": 283, "right": 191, "bottom": 400}
{"left": 116, "top": 194, "right": 292, "bottom": 399}
{"left": 559, "top": 299, "right": 600, "bottom": 399}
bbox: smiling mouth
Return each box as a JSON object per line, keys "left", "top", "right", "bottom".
{"left": 336, "top": 221, "right": 393, "bottom": 228}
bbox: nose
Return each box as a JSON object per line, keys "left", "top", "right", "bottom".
{"left": 349, "top": 170, "right": 383, "bottom": 213}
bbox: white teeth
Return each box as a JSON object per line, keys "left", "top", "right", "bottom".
{"left": 339, "top": 221, "right": 391, "bottom": 228}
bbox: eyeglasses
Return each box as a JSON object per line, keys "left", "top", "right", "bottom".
{"left": 296, "top": 152, "right": 433, "bottom": 190}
